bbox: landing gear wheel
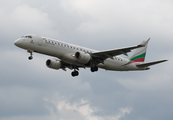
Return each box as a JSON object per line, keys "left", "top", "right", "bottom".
{"left": 91, "top": 67, "right": 95, "bottom": 72}
{"left": 91, "top": 66, "right": 98, "bottom": 72}
{"left": 75, "top": 71, "right": 79, "bottom": 76}
{"left": 71, "top": 71, "right": 79, "bottom": 77}
{"left": 28, "top": 56, "right": 33, "bottom": 60}
{"left": 71, "top": 71, "right": 75, "bottom": 77}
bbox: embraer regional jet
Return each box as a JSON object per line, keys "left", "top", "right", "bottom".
{"left": 14, "top": 35, "right": 167, "bottom": 77}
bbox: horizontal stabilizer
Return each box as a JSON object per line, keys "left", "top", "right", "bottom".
{"left": 136, "top": 60, "right": 168, "bottom": 68}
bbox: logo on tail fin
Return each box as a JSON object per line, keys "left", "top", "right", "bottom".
{"left": 125, "top": 53, "right": 146, "bottom": 65}
{"left": 124, "top": 38, "right": 150, "bottom": 66}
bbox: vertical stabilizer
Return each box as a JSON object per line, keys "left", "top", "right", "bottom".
{"left": 126, "top": 38, "right": 150, "bottom": 65}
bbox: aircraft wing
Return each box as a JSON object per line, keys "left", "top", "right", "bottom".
{"left": 136, "top": 60, "right": 168, "bottom": 68}
{"left": 90, "top": 43, "right": 144, "bottom": 64}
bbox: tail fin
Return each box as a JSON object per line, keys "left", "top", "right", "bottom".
{"left": 126, "top": 38, "right": 150, "bottom": 65}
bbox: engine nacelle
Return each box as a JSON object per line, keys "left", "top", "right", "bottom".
{"left": 75, "top": 51, "right": 91, "bottom": 64}
{"left": 46, "top": 59, "right": 61, "bottom": 70}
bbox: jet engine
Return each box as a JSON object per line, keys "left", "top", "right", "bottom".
{"left": 75, "top": 51, "right": 91, "bottom": 64}
{"left": 46, "top": 59, "right": 61, "bottom": 70}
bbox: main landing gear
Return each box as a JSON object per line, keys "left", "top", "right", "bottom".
{"left": 27, "top": 50, "right": 33, "bottom": 60}
{"left": 71, "top": 66, "right": 98, "bottom": 77}
{"left": 91, "top": 66, "right": 98, "bottom": 72}
{"left": 71, "top": 70, "right": 79, "bottom": 77}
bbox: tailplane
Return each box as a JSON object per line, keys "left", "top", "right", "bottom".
{"left": 136, "top": 60, "right": 168, "bottom": 68}
{"left": 126, "top": 38, "right": 150, "bottom": 65}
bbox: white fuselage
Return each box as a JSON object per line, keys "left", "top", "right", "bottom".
{"left": 14, "top": 35, "right": 144, "bottom": 71}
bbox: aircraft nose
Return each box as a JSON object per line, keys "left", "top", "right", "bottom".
{"left": 14, "top": 39, "right": 22, "bottom": 46}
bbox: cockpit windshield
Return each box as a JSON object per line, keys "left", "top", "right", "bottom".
{"left": 21, "top": 35, "right": 32, "bottom": 38}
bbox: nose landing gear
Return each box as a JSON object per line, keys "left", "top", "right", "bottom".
{"left": 27, "top": 50, "right": 33, "bottom": 60}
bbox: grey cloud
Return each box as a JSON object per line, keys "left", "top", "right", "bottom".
{"left": 0, "top": 87, "right": 49, "bottom": 117}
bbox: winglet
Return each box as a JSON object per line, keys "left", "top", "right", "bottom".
{"left": 141, "top": 38, "right": 150, "bottom": 47}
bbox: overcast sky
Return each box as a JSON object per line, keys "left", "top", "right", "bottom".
{"left": 1, "top": 0, "right": 173, "bottom": 120}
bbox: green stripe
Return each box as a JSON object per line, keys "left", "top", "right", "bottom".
{"left": 124, "top": 53, "right": 146, "bottom": 65}
{"left": 131, "top": 53, "right": 146, "bottom": 61}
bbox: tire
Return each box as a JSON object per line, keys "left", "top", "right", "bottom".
{"left": 28, "top": 56, "right": 33, "bottom": 60}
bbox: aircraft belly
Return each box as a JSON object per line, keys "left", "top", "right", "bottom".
{"left": 98, "top": 59, "right": 134, "bottom": 71}
{"left": 97, "top": 59, "right": 121, "bottom": 71}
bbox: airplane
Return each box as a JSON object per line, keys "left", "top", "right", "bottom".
{"left": 14, "top": 34, "right": 167, "bottom": 77}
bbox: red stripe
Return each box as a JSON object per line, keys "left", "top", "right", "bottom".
{"left": 129, "top": 58, "right": 145, "bottom": 64}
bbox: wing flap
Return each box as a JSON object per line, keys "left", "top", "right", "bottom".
{"left": 136, "top": 60, "right": 168, "bottom": 68}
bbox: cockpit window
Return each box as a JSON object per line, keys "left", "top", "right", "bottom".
{"left": 23, "top": 36, "right": 32, "bottom": 38}
{"left": 28, "top": 36, "right": 32, "bottom": 38}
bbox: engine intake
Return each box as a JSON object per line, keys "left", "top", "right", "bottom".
{"left": 75, "top": 51, "right": 91, "bottom": 64}
{"left": 46, "top": 59, "right": 61, "bottom": 70}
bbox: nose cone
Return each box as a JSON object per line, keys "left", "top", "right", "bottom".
{"left": 14, "top": 39, "right": 22, "bottom": 47}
